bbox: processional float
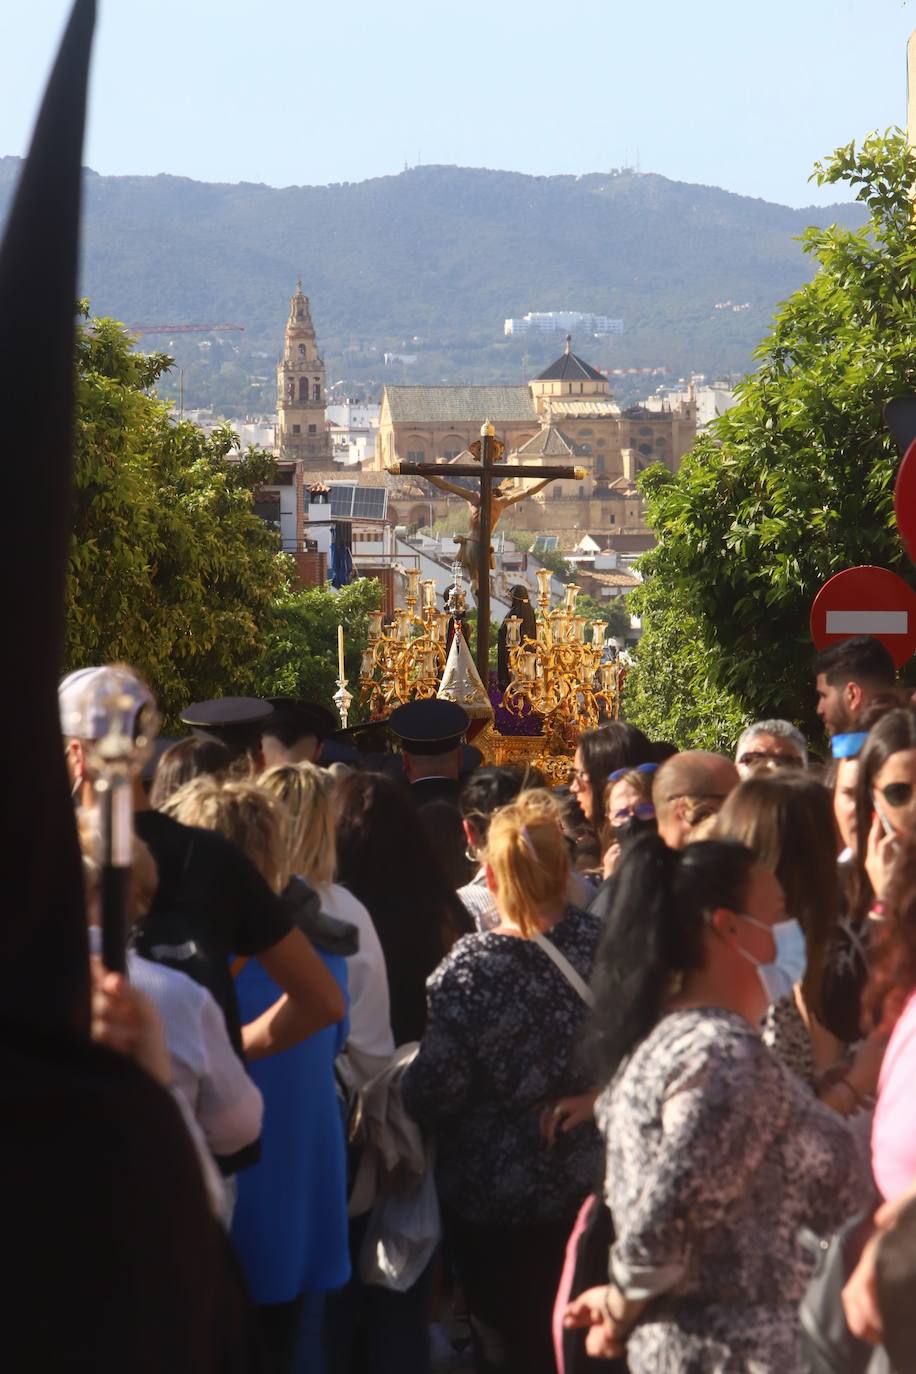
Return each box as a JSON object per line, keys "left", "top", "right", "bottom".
{"left": 350, "top": 422, "right": 626, "bottom": 778}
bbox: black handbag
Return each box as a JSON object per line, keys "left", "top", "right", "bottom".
{"left": 799, "top": 1209, "right": 891, "bottom": 1374}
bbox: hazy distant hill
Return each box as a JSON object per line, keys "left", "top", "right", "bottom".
{"left": 0, "top": 158, "right": 869, "bottom": 404}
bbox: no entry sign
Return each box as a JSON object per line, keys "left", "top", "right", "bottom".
{"left": 895, "top": 438, "right": 916, "bottom": 561}
{"left": 810, "top": 565, "right": 916, "bottom": 668}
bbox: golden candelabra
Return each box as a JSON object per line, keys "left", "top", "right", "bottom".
{"left": 503, "top": 569, "right": 621, "bottom": 732}
{"left": 359, "top": 568, "right": 449, "bottom": 718}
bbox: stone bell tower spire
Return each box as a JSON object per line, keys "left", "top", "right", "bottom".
{"left": 277, "top": 280, "right": 332, "bottom": 466}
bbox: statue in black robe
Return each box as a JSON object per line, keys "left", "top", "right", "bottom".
{"left": 497, "top": 585, "right": 538, "bottom": 691}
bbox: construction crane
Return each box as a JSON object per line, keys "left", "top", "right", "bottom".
{"left": 127, "top": 323, "right": 246, "bottom": 334}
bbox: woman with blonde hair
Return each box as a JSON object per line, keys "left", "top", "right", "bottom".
{"left": 165, "top": 776, "right": 349, "bottom": 1374}
{"left": 402, "top": 789, "right": 603, "bottom": 1374}
{"left": 261, "top": 762, "right": 394, "bottom": 1084}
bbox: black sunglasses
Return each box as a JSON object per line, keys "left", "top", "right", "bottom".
{"left": 878, "top": 782, "right": 914, "bottom": 808}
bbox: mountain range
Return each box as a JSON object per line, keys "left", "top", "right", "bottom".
{"left": 0, "top": 159, "right": 869, "bottom": 406}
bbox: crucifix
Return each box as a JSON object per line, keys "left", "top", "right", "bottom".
{"left": 388, "top": 421, "right": 584, "bottom": 683}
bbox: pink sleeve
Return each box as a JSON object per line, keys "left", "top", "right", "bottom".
{"left": 872, "top": 991, "right": 916, "bottom": 1203}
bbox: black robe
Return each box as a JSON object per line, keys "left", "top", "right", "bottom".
{"left": 0, "top": 7, "right": 262, "bottom": 1368}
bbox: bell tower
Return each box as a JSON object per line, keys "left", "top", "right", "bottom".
{"left": 277, "top": 281, "right": 332, "bottom": 466}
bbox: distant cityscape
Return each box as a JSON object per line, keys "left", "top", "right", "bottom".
{"left": 175, "top": 282, "right": 739, "bottom": 638}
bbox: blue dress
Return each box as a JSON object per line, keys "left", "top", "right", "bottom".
{"left": 231, "top": 951, "right": 350, "bottom": 1303}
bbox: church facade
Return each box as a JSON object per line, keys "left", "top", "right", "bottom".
{"left": 276, "top": 281, "right": 333, "bottom": 467}
{"left": 375, "top": 338, "right": 696, "bottom": 500}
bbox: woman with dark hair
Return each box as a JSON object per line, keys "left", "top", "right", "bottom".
{"left": 565, "top": 835, "right": 864, "bottom": 1370}
{"left": 600, "top": 764, "right": 658, "bottom": 873}
{"left": 713, "top": 774, "right": 840, "bottom": 1086}
{"left": 568, "top": 722, "right": 654, "bottom": 839}
{"left": 866, "top": 827, "right": 916, "bottom": 1204}
{"left": 849, "top": 708, "right": 916, "bottom": 928}
{"left": 333, "top": 770, "right": 469, "bottom": 1044}
{"left": 419, "top": 799, "right": 476, "bottom": 892}
{"left": 840, "top": 829, "right": 916, "bottom": 1354}
{"left": 587, "top": 763, "right": 658, "bottom": 920}
{"left": 815, "top": 707, "right": 916, "bottom": 1056}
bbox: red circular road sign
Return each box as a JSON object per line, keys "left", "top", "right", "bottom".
{"left": 895, "top": 438, "right": 916, "bottom": 561}
{"left": 810, "top": 565, "right": 916, "bottom": 669}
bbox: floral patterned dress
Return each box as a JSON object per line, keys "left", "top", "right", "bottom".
{"left": 401, "top": 907, "right": 604, "bottom": 1226}
{"left": 598, "top": 1007, "right": 866, "bottom": 1374}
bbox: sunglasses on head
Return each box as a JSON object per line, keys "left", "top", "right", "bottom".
{"left": 608, "top": 762, "right": 658, "bottom": 784}
{"left": 877, "top": 782, "right": 914, "bottom": 808}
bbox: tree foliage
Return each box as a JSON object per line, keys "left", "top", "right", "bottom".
{"left": 250, "top": 579, "right": 382, "bottom": 717}
{"left": 625, "top": 132, "right": 916, "bottom": 749}
{"left": 70, "top": 308, "right": 294, "bottom": 720}
{"left": 575, "top": 591, "right": 631, "bottom": 642}
{"left": 0, "top": 159, "right": 871, "bottom": 413}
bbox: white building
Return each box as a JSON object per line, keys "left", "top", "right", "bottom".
{"left": 326, "top": 398, "right": 380, "bottom": 465}
{"left": 504, "top": 311, "right": 624, "bottom": 337}
{"left": 646, "top": 378, "right": 736, "bottom": 429}
{"left": 234, "top": 417, "right": 278, "bottom": 451}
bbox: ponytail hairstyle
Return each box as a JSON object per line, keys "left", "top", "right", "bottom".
{"left": 485, "top": 789, "right": 570, "bottom": 937}
{"left": 588, "top": 834, "right": 756, "bottom": 1082}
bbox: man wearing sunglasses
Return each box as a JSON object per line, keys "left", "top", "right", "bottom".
{"left": 734, "top": 719, "right": 808, "bottom": 778}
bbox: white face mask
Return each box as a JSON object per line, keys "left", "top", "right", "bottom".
{"left": 734, "top": 913, "right": 807, "bottom": 1005}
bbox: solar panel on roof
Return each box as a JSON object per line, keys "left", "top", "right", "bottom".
{"left": 328, "top": 484, "right": 388, "bottom": 520}
{"left": 352, "top": 487, "right": 388, "bottom": 519}
{"left": 329, "top": 486, "right": 354, "bottom": 517}
{"left": 532, "top": 535, "right": 558, "bottom": 551}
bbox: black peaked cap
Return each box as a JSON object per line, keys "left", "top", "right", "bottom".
{"left": 266, "top": 697, "right": 338, "bottom": 742}
{"left": 388, "top": 699, "right": 470, "bottom": 755}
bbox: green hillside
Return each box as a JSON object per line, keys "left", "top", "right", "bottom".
{"left": 0, "top": 158, "right": 868, "bottom": 411}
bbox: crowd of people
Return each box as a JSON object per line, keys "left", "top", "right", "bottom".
{"left": 59, "top": 633, "right": 916, "bottom": 1374}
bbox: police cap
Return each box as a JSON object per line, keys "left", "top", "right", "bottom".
{"left": 265, "top": 698, "right": 337, "bottom": 747}
{"left": 388, "top": 699, "right": 470, "bottom": 756}
{"left": 179, "top": 696, "right": 273, "bottom": 758}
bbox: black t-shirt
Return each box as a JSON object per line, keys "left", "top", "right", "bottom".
{"left": 132, "top": 809, "right": 292, "bottom": 1057}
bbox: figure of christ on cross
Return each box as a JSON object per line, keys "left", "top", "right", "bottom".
{"left": 422, "top": 469, "right": 557, "bottom": 597}
{"left": 390, "top": 426, "right": 584, "bottom": 682}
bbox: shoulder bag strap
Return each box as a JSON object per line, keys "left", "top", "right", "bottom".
{"left": 532, "top": 933, "right": 594, "bottom": 1007}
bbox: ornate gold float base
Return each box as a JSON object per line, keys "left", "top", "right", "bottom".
{"left": 474, "top": 725, "right": 574, "bottom": 788}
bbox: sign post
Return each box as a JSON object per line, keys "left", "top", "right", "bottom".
{"left": 810, "top": 565, "right": 916, "bottom": 669}
{"left": 894, "top": 437, "right": 916, "bottom": 561}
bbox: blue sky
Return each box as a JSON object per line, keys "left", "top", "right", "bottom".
{"left": 2, "top": 0, "right": 913, "bottom": 206}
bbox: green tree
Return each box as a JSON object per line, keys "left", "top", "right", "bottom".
{"left": 575, "top": 591, "right": 631, "bottom": 641}
{"left": 625, "top": 132, "right": 916, "bottom": 750}
{"left": 250, "top": 579, "right": 383, "bottom": 716}
{"left": 69, "top": 308, "right": 289, "bottom": 721}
